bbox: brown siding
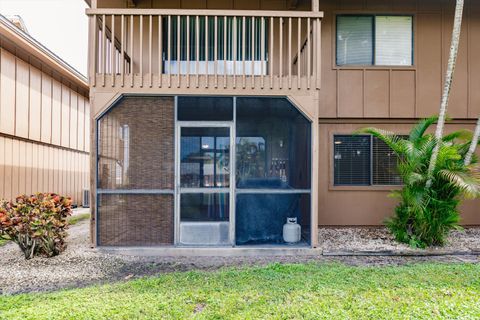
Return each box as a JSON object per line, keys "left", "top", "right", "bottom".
{"left": 318, "top": 121, "right": 480, "bottom": 226}
{"left": 0, "top": 44, "right": 90, "bottom": 205}
{"left": 319, "top": 0, "right": 480, "bottom": 120}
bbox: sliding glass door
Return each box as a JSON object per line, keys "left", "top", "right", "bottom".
{"left": 177, "top": 124, "right": 234, "bottom": 245}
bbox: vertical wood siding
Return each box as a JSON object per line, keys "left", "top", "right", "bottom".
{"left": 0, "top": 47, "right": 90, "bottom": 205}
{"left": 319, "top": 0, "right": 480, "bottom": 120}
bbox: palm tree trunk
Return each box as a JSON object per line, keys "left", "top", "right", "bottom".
{"left": 426, "top": 0, "right": 465, "bottom": 188}
{"left": 464, "top": 117, "right": 480, "bottom": 166}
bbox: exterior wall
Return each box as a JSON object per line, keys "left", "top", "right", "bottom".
{"left": 318, "top": 121, "right": 480, "bottom": 226}
{"left": 0, "top": 47, "right": 90, "bottom": 205}
{"left": 316, "top": 0, "right": 480, "bottom": 226}
{"left": 318, "top": 0, "right": 480, "bottom": 119}
{"left": 89, "top": 0, "right": 480, "bottom": 230}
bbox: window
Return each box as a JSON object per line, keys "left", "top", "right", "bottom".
{"left": 333, "top": 135, "right": 403, "bottom": 186}
{"left": 163, "top": 16, "right": 268, "bottom": 75}
{"left": 336, "top": 15, "right": 413, "bottom": 66}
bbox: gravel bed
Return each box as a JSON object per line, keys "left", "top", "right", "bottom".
{"left": 318, "top": 227, "right": 480, "bottom": 252}
{"left": 1, "top": 220, "right": 479, "bottom": 295}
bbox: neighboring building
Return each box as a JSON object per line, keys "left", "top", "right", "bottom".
{"left": 85, "top": 0, "right": 480, "bottom": 249}
{"left": 0, "top": 15, "right": 90, "bottom": 206}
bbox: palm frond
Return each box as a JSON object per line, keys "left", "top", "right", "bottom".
{"left": 356, "top": 127, "right": 404, "bottom": 155}
{"left": 443, "top": 129, "right": 473, "bottom": 143}
{"left": 409, "top": 116, "right": 438, "bottom": 142}
{"left": 437, "top": 168, "right": 480, "bottom": 199}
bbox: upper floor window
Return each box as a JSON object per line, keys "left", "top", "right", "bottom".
{"left": 336, "top": 15, "right": 413, "bottom": 66}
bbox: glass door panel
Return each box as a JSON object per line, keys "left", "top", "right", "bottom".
{"left": 180, "top": 127, "right": 230, "bottom": 188}
{"left": 179, "top": 126, "right": 232, "bottom": 246}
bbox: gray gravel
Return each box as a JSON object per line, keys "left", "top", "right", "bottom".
{"left": 318, "top": 227, "right": 480, "bottom": 252}
{"left": 1, "top": 219, "right": 479, "bottom": 295}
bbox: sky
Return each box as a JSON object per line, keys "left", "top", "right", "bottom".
{"left": 0, "top": 0, "right": 89, "bottom": 75}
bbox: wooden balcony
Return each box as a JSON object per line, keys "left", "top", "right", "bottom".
{"left": 86, "top": 8, "right": 323, "bottom": 95}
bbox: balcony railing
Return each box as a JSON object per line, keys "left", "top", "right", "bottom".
{"left": 86, "top": 8, "right": 323, "bottom": 92}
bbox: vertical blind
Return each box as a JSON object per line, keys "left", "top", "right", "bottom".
{"left": 164, "top": 16, "right": 268, "bottom": 61}
{"left": 336, "top": 15, "right": 413, "bottom": 66}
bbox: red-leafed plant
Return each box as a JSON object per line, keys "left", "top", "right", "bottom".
{"left": 0, "top": 193, "right": 72, "bottom": 259}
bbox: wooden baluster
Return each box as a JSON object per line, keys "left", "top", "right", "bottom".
{"left": 270, "top": 16, "right": 273, "bottom": 89}
{"left": 186, "top": 15, "right": 190, "bottom": 88}
{"left": 223, "top": 16, "right": 227, "bottom": 88}
{"left": 177, "top": 15, "right": 181, "bottom": 88}
{"left": 121, "top": 15, "right": 125, "bottom": 87}
{"left": 139, "top": 15, "right": 143, "bottom": 87}
{"left": 261, "top": 17, "right": 265, "bottom": 89}
{"left": 167, "top": 15, "right": 171, "bottom": 88}
{"left": 233, "top": 16, "right": 236, "bottom": 89}
{"left": 214, "top": 16, "right": 218, "bottom": 88}
{"left": 279, "top": 17, "right": 283, "bottom": 89}
{"left": 196, "top": 15, "right": 200, "bottom": 88}
{"left": 91, "top": 15, "right": 97, "bottom": 87}
{"left": 242, "top": 16, "right": 246, "bottom": 89}
{"left": 149, "top": 15, "right": 153, "bottom": 87}
{"left": 316, "top": 18, "right": 321, "bottom": 89}
{"left": 102, "top": 14, "right": 106, "bottom": 87}
{"left": 288, "top": 17, "right": 291, "bottom": 89}
{"left": 251, "top": 17, "right": 255, "bottom": 89}
{"left": 159, "top": 15, "right": 163, "bottom": 88}
{"left": 307, "top": 17, "right": 311, "bottom": 90}
{"left": 297, "top": 17, "right": 301, "bottom": 90}
{"left": 111, "top": 15, "right": 115, "bottom": 87}
{"left": 205, "top": 15, "right": 209, "bottom": 88}
{"left": 130, "top": 15, "right": 134, "bottom": 87}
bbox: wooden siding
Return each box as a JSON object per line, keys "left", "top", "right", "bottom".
{"left": 318, "top": 121, "right": 480, "bottom": 226}
{"left": 318, "top": 0, "right": 480, "bottom": 119}
{"left": 0, "top": 46, "right": 90, "bottom": 204}
{"left": 0, "top": 135, "right": 89, "bottom": 205}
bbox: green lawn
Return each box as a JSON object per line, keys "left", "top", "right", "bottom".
{"left": 1, "top": 263, "right": 479, "bottom": 319}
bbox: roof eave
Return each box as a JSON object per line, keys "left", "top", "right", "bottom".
{"left": 0, "top": 14, "right": 89, "bottom": 93}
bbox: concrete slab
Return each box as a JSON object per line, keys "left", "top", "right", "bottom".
{"left": 98, "top": 246, "right": 322, "bottom": 257}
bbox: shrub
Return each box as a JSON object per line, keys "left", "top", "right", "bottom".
{"left": 359, "top": 117, "right": 480, "bottom": 248}
{"left": 0, "top": 193, "right": 72, "bottom": 259}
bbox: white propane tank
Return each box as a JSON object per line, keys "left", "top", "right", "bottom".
{"left": 283, "top": 217, "right": 301, "bottom": 243}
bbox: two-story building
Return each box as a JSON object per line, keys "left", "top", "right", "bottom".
{"left": 85, "top": 0, "right": 480, "bottom": 250}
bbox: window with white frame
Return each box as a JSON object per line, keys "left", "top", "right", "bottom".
{"left": 336, "top": 15, "right": 413, "bottom": 66}
{"left": 333, "top": 135, "right": 404, "bottom": 186}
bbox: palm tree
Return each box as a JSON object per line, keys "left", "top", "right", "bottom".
{"left": 464, "top": 117, "right": 480, "bottom": 166}
{"left": 359, "top": 117, "right": 480, "bottom": 247}
{"left": 427, "top": 0, "right": 465, "bottom": 188}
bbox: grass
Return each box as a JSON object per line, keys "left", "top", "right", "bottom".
{"left": 0, "top": 238, "right": 7, "bottom": 247}
{"left": 67, "top": 212, "right": 91, "bottom": 226}
{"left": 1, "top": 263, "right": 480, "bottom": 319}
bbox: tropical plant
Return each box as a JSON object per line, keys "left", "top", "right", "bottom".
{"left": 359, "top": 116, "right": 480, "bottom": 248}
{"left": 0, "top": 193, "right": 72, "bottom": 259}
